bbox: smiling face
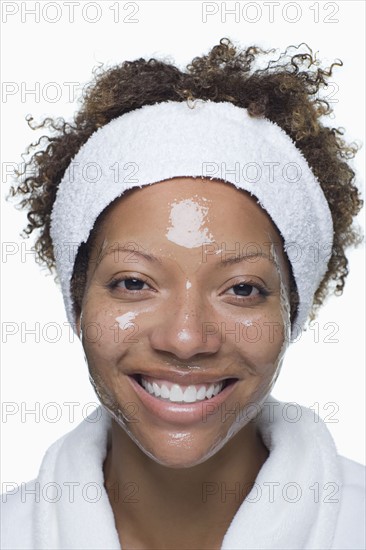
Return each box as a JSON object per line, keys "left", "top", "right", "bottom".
{"left": 79, "top": 177, "right": 291, "bottom": 468}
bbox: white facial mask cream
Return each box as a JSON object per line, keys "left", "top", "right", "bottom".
{"left": 116, "top": 311, "right": 137, "bottom": 330}
{"left": 166, "top": 197, "right": 214, "bottom": 248}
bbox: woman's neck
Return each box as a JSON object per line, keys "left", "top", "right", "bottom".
{"left": 103, "top": 421, "right": 269, "bottom": 550}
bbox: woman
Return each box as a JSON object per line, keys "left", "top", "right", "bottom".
{"left": 2, "top": 39, "right": 364, "bottom": 549}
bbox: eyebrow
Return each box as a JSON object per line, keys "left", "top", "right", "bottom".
{"left": 97, "top": 244, "right": 163, "bottom": 266}
{"left": 218, "top": 251, "right": 277, "bottom": 268}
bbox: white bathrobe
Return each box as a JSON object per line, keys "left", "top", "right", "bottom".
{"left": 1, "top": 396, "right": 365, "bottom": 549}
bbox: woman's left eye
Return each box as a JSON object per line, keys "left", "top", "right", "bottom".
{"left": 226, "top": 283, "right": 259, "bottom": 297}
{"left": 224, "top": 282, "right": 269, "bottom": 300}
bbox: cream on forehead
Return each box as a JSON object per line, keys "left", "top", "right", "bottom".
{"left": 166, "top": 198, "right": 214, "bottom": 248}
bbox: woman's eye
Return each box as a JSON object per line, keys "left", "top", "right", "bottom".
{"left": 121, "top": 278, "right": 148, "bottom": 291}
{"left": 225, "top": 283, "right": 263, "bottom": 298}
{"left": 109, "top": 277, "right": 151, "bottom": 292}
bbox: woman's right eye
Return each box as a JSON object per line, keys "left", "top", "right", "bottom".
{"left": 108, "top": 276, "right": 151, "bottom": 293}
{"left": 120, "top": 278, "right": 149, "bottom": 291}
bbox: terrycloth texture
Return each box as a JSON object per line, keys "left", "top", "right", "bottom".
{"left": 49, "top": 100, "right": 334, "bottom": 340}
{"left": 3, "top": 397, "right": 364, "bottom": 550}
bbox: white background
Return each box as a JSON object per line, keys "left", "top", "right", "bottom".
{"left": 1, "top": 0, "right": 365, "bottom": 485}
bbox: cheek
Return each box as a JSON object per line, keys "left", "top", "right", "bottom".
{"left": 223, "top": 303, "right": 288, "bottom": 372}
{"left": 81, "top": 299, "right": 137, "bottom": 365}
{"left": 81, "top": 301, "right": 142, "bottom": 421}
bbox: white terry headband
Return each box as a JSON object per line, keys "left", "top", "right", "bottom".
{"left": 50, "top": 100, "right": 334, "bottom": 341}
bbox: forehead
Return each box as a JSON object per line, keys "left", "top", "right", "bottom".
{"left": 95, "top": 177, "right": 282, "bottom": 246}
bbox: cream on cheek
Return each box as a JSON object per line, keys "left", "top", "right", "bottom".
{"left": 166, "top": 196, "right": 214, "bottom": 248}
{"left": 83, "top": 306, "right": 152, "bottom": 447}
{"left": 270, "top": 240, "right": 291, "bottom": 365}
{"left": 79, "top": 255, "right": 145, "bottom": 426}
{"left": 116, "top": 311, "right": 137, "bottom": 330}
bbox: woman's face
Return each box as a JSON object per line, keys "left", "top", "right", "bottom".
{"left": 79, "top": 177, "right": 291, "bottom": 467}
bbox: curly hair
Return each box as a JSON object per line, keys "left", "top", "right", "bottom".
{"left": 9, "top": 38, "right": 363, "bottom": 326}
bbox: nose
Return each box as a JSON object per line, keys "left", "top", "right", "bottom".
{"left": 149, "top": 287, "right": 222, "bottom": 360}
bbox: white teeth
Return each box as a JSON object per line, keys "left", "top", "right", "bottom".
{"left": 152, "top": 382, "right": 161, "bottom": 397}
{"left": 196, "top": 386, "right": 206, "bottom": 400}
{"left": 140, "top": 377, "right": 224, "bottom": 403}
{"left": 206, "top": 384, "right": 214, "bottom": 399}
{"left": 170, "top": 384, "right": 184, "bottom": 402}
{"left": 160, "top": 384, "right": 170, "bottom": 398}
{"left": 183, "top": 385, "right": 197, "bottom": 403}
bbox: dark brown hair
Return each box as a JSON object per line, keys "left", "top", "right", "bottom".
{"left": 9, "top": 38, "right": 363, "bottom": 325}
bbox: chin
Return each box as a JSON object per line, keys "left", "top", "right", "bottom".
{"left": 114, "top": 415, "right": 231, "bottom": 469}
{"left": 138, "top": 424, "right": 236, "bottom": 469}
{"left": 137, "top": 441, "right": 222, "bottom": 469}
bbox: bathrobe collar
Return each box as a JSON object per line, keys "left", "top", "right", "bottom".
{"left": 33, "top": 396, "right": 341, "bottom": 549}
